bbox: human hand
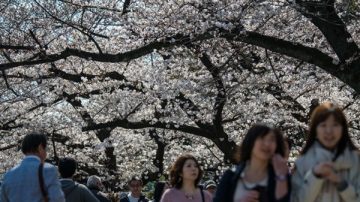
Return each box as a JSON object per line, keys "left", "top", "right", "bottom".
{"left": 313, "top": 162, "right": 341, "bottom": 183}
{"left": 272, "top": 154, "right": 288, "bottom": 177}
{"left": 313, "top": 162, "right": 333, "bottom": 177}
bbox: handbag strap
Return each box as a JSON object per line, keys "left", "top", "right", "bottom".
{"left": 38, "top": 163, "right": 49, "bottom": 202}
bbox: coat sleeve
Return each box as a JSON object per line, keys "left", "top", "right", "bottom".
{"left": 339, "top": 183, "right": 360, "bottom": 202}
{"left": 338, "top": 154, "right": 360, "bottom": 202}
{"left": 79, "top": 185, "right": 100, "bottom": 202}
{"left": 273, "top": 174, "right": 291, "bottom": 202}
{"left": 291, "top": 166, "right": 324, "bottom": 202}
{"left": 0, "top": 179, "right": 9, "bottom": 202}
{"left": 213, "top": 169, "right": 234, "bottom": 202}
{"left": 45, "top": 166, "right": 66, "bottom": 202}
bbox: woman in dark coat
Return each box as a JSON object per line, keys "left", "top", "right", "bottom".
{"left": 213, "top": 124, "right": 291, "bottom": 202}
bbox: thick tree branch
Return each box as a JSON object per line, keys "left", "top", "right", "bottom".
{"left": 174, "top": 92, "right": 211, "bottom": 129}
{"left": 1, "top": 25, "right": 359, "bottom": 92}
{"left": 199, "top": 53, "right": 227, "bottom": 133}
{"left": 122, "top": 0, "right": 131, "bottom": 15}
{"left": 0, "top": 143, "right": 18, "bottom": 151}
{"left": 265, "top": 83, "right": 307, "bottom": 123}
{"left": 58, "top": 0, "right": 123, "bottom": 13}
{"left": 82, "top": 118, "right": 210, "bottom": 138}
{"left": 228, "top": 31, "right": 360, "bottom": 93}
{"left": 142, "top": 129, "right": 166, "bottom": 183}
{"left": 296, "top": 0, "right": 360, "bottom": 64}
{"left": 0, "top": 44, "right": 35, "bottom": 50}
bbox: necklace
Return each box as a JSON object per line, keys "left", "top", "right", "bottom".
{"left": 181, "top": 187, "right": 197, "bottom": 200}
{"left": 184, "top": 193, "right": 194, "bottom": 200}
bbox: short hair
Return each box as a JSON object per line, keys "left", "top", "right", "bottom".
{"left": 169, "top": 154, "right": 203, "bottom": 189}
{"left": 58, "top": 157, "right": 77, "bottom": 178}
{"left": 21, "top": 133, "right": 47, "bottom": 154}
{"left": 87, "top": 175, "right": 102, "bottom": 189}
{"left": 128, "top": 176, "right": 143, "bottom": 186}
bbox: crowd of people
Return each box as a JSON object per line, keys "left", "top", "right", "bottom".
{"left": 1, "top": 102, "right": 359, "bottom": 202}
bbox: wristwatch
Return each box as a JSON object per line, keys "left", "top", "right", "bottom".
{"left": 276, "top": 174, "right": 287, "bottom": 181}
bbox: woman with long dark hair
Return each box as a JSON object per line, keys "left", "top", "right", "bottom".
{"left": 160, "top": 154, "right": 212, "bottom": 202}
{"left": 291, "top": 102, "right": 360, "bottom": 202}
{"left": 213, "top": 124, "right": 290, "bottom": 202}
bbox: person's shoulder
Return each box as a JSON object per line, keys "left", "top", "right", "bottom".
{"left": 119, "top": 192, "right": 128, "bottom": 201}
{"left": 77, "top": 183, "right": 97, "bottom": 196}
{"left": 77, "top": 183, "right": 90, "bottom": 191}
{"left": 162, "top": 188, "right": 178, "bottom": 196}
{"left": 3, "top": 164, "right": 22, "bottom": 180}
{"left": 348, "top": 148, "right": 360, "bottom": 162}
{"left": 293, "top": 153, "right": 307, "bottom": 166}
{"left": 42, "top": 163, "right": 58, "bottom": 175}
{"left": 43, "top": 162, "right": 56, "bottom": 168}
{"left": 43, "top": 162, "right": 57, "bottom": 171}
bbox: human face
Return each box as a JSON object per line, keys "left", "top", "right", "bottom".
{"left": 252, "top": 132, "right": 277, "bottom": 161}
{"left": 181, "top": 159, "right": 199, "bottom": 183}
{"left": 129, "top": 180, "right": 142, "bottom": 197}
{"left": 316, "top": 115, "right": 342, "bottom": 150}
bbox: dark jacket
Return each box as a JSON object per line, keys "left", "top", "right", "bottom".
{"left": 89, "top": 188, "right": 110, "bottom": 202}
{"left": 213, "top": 163, "right": 291, "bottom": 202}
{"left": 60, "top": 179, "right": 99, "bottom": 202}
{"left": 119, "top": 192, "right": 149, "bottom": 202}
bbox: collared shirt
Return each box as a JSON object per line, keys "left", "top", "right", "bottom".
{"left": 0, "top": 156, "right": 65, "bottom": 202}
{"left": 233, "top": 165, "right": 268, "bottom": 201}
{"left": 24, "top": 155, "right": 41, "bottom": 161}
{"left": 128, "top": 193, "right": 140, "bottom": 202}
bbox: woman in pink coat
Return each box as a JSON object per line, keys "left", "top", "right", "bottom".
{"left": 161, "top": 154, "right": 212, "bottom": 202}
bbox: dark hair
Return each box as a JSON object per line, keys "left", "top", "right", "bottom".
{"left": 302, "top": 102, "right": 358, "bottom": 159}
{"left": 284, "top": 136, "right": 292, "bottom": 151}
{"left": 169, "top": 154, "right": 203, "bottom": 189}
{"left": 153, "top": 181, "right": 167, "bottom": 202}
{"left": 21, "top": 133, "right": 47, "bottom": 154}
{"left": 128, "top": 176, "right": 143, "bottom": 186}
{"left": 58, "top": 157, "right": 77, "bottom": 178}
{"left": 239, "top": 124, "right": 285, "bottom": 162}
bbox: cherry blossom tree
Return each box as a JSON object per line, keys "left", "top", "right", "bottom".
{"left": 1, "top": 0, "right": 359, "bottom": 189}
